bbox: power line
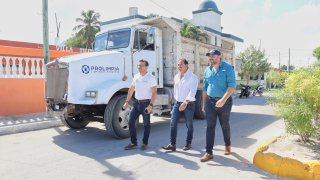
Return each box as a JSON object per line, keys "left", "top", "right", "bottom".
{"left": 148, "top": 0, "right": 183, "bottom": 19}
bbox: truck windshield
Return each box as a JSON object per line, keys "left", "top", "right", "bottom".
{"left": 107, "top": 28, "right": 131, "bottom": 50}
{"left": 94, "top": 28, "right": 131, "bottom": 51}
{"left": 94, "top": 33, "right": 108, "bottom": 51}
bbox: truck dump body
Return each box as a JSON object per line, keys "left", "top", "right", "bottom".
{"left": 142, "top": 17, "right": 234, "bottom": 88}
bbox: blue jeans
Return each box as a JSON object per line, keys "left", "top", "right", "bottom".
{"left": 128, "top": 100, "right": 151, "bottom": 145}
{"left": 205, "top": 97, "right": 232, "bottom": 154}
{"left": 170, "top": 102, "right": 195, "bottom": 145}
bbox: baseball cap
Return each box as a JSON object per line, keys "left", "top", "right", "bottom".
{"left": 206, "top": 49, "right": 221, "bottom": 56}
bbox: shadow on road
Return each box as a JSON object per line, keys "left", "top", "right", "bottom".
{"left": 207, "top": 153, "right": 277, "bottom": 179}
{"left": 233, "top": 96, "right": 267, "bottom": 106}
{"left": 52, "top": 96, "right": 280, "bottom": 179}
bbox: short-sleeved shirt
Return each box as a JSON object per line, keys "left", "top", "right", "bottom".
{"left": 132, "top": 72, "right": 157, "bottom": 100}
{"left": 202, "top": 60, "right": 236, "bottom": 98}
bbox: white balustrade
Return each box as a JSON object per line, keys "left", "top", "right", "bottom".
{"left": 0, "top": 56, "right": 45, "bottom": 79}
{"left": 30, "top": 59, "right": 35, "bottom": 78}
{"left": 11, "top": 57, "right": 17, "bottom": 78}
{"left": 25, "top": 58, "right": 30, "bottom": 78}
{"left": 36, "top": 59, "right": 42, "bottom": 78}
{"left": 0, "top": 56, "right": 4, "bottom": 78}
{"left": 40, "top": 59, "right": 44, "bottom": 78}
{"left": 4, "top": 57, "right": 10, "bottom": 78}
{"left": 17, "top": 58, "right": 23, "bottom": 78}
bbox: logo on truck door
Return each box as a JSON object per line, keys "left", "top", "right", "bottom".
{"left": 81, "top": 65, "right": 120, "bottom": 74}
{"left": 82, "top": 65, "right": 90, "bottom": 74}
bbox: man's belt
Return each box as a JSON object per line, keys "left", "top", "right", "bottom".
{"left": 208, "top": 96, "right": 222, "bottom": 100}
{"left": 136, "top": 99, "right": 151, "bottom": 103}
{"left": 177, "top": 101, "right": 195, "bottom": 104}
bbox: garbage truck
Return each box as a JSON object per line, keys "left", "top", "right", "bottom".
{"left": 45, "top": 16, "right": 235, "bottom": 138}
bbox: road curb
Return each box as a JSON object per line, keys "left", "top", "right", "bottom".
{"left": 253, "top": 136, "right": 320, "bottom": 180}
{"left": 0, "top": 118, "right": 62, "bottom": 136}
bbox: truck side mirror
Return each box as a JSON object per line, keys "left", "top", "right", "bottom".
{"left": 147, "top": 28, "right": 155, "bottom": 45}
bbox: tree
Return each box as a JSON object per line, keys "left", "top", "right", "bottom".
{"left": 266, "top": 69, "right": 289, "bottom": 88}
{"left": 146, "top": 13, "right": 159, "bottom": 18}
{"left": 271, "top": 67, "right": 320, "bottom": 142}
{"left": 280, "top": 65, "right": 295, "bottom": 71}
{"left": 313, "top": 46, "right": 320, "bottom": 61}
{"left": 180, "top": 23, "right": 209, "bottom": 43}
{"left": 73, "top": 10, "right": 101, "bottom": 49}
{"left": 238, "top": 45, "right": 271, "bottom": 84}
{"left": 64, "top": 33, "right": 86, "bottom": 48}
{"left": 256, "top": 56, "right": 271, "bottom": 84}
{"left": 313, "top": 46, "right": 320, "bottom": 67}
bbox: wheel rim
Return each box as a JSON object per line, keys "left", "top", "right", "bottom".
{"left": 118, "top": 106, "right": 132, "bottom": 130}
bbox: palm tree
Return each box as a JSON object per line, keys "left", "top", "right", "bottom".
{"left": 73, "top": 10, "right": 101, "bottom": 49}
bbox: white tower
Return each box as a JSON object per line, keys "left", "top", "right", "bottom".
{"left": 191, "top": 0, "right": 222, "bottom": 33}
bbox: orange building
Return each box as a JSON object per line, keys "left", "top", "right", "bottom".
{"left": 0, "top": 40, "right": 89, "bottom": 116}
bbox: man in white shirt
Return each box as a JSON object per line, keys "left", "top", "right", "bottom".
{"left": 162, "top": 58, "right": 199, "bottom": 151}
{"left": 123, "top": 60, "right": 157, "bottom": 150}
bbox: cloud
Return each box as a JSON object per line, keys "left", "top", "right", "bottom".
{"left": 221, "top": 2, "right": 320, "bottom": 67}
{"left": 0, "top": 0, "right": 318, "bottom": 67}
{"left": 264, "top": 0, "right": 272, "bottom": 13}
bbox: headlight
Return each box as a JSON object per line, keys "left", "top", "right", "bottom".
{"left": 85, "top": 91, "right": 97, "bottom": 98}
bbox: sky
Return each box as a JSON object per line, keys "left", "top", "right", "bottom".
{"left": 0, "top": 0, "right": 319, "bottom": 68}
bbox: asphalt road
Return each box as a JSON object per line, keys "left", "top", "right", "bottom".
{"left": 0, "top": 96, "right": 287, "bottom": 180}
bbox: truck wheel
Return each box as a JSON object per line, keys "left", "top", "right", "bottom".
{"left": 104, "top": 95, "right": 134, "bottom": 139}
{"left": 61, "top": 115, "right": 90, "bottom": 129}
{"left": 194, "top": 90, "right": 205, "bottom": 120}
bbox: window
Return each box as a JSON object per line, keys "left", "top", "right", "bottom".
{"left": 106, "top": 28, "right": 131, "bottom": 50}
{"left": 133, "top": 30, "right": 154, "bottom": 51}
{"left": 94, "top": 33, "right": 108, "bottom": 51}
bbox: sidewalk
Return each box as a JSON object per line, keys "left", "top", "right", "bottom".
{"left": 0, "top": 112, "right": 62, "bottom": 136}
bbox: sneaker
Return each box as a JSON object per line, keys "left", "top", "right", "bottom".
{"left": 140, "top": 144, "right": 147, "bottom": 150}
{"left": 162, "top": 144, "right": 176, "bottom": 151}
{"left": 224, "top": 146, "right": 231, "bottom": 155}
{"left": 124, "top": 143, "right": 137, "bottom": 150}
{"left": 182, "top": 144, "right": 192, "bottom": 151}
{"left": 200, "top": 153, "right": 214, "bottom": 162}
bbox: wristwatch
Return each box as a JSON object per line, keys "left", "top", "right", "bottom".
{"left": 149, "top": 103, "right": 154, "bottom": 107}
{"left": 183, "top": 101, "right": 189, "bottom": 105}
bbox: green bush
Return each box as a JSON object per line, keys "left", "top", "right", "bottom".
{"left": 271, "top": 67, "right": 320, "bottom": 142}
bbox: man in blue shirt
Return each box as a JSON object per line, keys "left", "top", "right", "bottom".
{"left": 200, "top": 49, "right": 236, "bottom": 162}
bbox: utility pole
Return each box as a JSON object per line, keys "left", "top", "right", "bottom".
{"left": 55, "top": 13, "right": 61, "bottom": 46}
{"left": 42, "top": 0, "right": 50, "bottom": 64}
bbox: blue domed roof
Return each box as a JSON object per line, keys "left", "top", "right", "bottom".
{"left": 199, "top": 0, "right": 219, "bottom": 12}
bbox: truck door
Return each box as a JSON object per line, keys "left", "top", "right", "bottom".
{"left": 132, "top": 28, "right": 157, "bottom": 84}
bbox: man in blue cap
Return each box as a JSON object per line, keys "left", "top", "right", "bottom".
{"left": 200, "top": 49, "right": 236, "bottom": 162}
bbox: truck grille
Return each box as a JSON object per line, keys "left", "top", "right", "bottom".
{"left": 45, "top": 67, "right": 68, "bottom": 100}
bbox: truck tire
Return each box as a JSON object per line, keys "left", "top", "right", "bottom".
{"left": 194, "top": 90, "right": 205, "bottom": 120}
{"left": 61, "top": 115, "right": 90, "bottom": 129}
{"left": 104, "top": 95, "right": 135, "bottom": 139}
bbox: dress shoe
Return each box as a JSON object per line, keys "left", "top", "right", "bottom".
{"left": 162, "top": 144, "right": 176, "bottom": 151}
{"left": 200, "top": 153, "right": 214, "bottom": 162}
{"left": 140, "top": 144, "right": 147, "bottom": 150}
{"left": 224, "top": 146, "right": 231, "bottom": 155}
{"left": 124, "top": 143, "right": 137, "bottom": 150}
{"left": 182, "top": 144, "right": 192, "bottom": 151}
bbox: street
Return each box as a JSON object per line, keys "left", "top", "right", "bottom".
{"left": 0, "top": 96, "right": 286, "bottom": 180}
